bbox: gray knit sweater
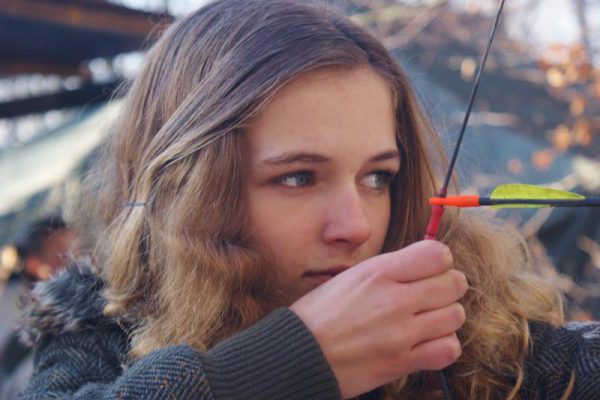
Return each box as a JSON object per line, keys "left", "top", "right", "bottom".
{"left": 16, "top": 266, "right": 600, "bottom": 399}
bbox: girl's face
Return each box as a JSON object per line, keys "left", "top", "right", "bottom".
{"left": 246, "top": 67, "right": 399, "bottom": 303}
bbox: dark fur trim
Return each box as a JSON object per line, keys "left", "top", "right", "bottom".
{"left": 19, "top": 264, "right": 108, "bottom": 346}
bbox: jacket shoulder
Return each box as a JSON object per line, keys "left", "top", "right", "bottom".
{"left": 523, "top": 320, "right": 600, "bottom": 399}
{"left": 19, "top": 264, "right": 110, "bottom": 347}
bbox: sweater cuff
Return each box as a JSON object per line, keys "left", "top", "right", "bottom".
{"left": 202, "top": 308, "right": 341, "bottom": 399}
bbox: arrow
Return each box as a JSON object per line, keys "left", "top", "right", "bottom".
{"left": 430, "top": 184, "right": 600, "bottom": 208}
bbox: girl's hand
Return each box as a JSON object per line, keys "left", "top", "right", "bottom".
{"left": 290, "top": 241, "right": 467, "bottom": 399}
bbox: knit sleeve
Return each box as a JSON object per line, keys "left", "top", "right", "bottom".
{"left": 522, "top": 321, "right": 600, "bottom": 400}
{"left": 19, "top": 308, "right": 341, "bottom": 400}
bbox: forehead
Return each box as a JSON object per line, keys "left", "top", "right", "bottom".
{"left": 245, "top": 67, "right": 397, "bottom": 158}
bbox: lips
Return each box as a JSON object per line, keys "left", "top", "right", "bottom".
{"left": 304, "top": 266, "right": 349, "bottom": 283}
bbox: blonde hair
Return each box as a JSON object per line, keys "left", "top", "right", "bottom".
{"left": 78, "top": 0, "right": 562, "bottom": 398}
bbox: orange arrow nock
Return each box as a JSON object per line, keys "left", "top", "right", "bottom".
{"left": 429, "top": 195, "right": 481, "bottom": 208}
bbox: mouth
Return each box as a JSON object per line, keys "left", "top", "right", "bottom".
{"left": 304, "top": 266, "right": 349, "bottom": 283}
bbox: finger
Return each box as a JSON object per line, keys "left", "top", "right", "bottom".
{"left": 406, "top": 270, "right": 468, "bottom": 313}
{"left": 370, "top": 240, "right": 453, "bottom": 283}
{"left": 406, "top": 333, "right": 462, "bottom": 372}
{"left": 412, "top": 303, "right": 466, "bottom": 344}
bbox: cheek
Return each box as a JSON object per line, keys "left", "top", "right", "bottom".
{"left": 368, "top": 196, "right": 392, "bottom": 249}
{"left": 248, "top": 191, "right": 317, "bottom": 263}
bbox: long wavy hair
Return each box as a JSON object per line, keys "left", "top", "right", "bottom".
{"left": 78, "top": 0, "right": 562, "bottom": 398}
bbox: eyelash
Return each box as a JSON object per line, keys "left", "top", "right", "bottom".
{"left": 273, "top": 170, "right": 397, "bottom": 190}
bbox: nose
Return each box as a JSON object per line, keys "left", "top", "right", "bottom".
{"left": 322, "top": 184, "right": 372, "bottom": 247}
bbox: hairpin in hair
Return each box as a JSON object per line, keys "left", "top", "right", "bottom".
{"left": 123, "top": 201, "right": 147, "bottom": 208}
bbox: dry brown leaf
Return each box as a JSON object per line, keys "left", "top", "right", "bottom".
{"left": 532, "top": 149, "right": 556, "bottom": 171}
{"left": 545, "top": 43, "right": 569, "bottom": 64}
{"left": 547, "top": 67, "right": 566, "bottom": 88}
{"left": 460, "top": 57, "right": 477, "bottom": 81}
{"left": 513, "top": 41, "right": 526, "bottom": 53}
{"left": 574, "top": 119, "right": 592, "bottom": 146}
{"left": 565, "top": 63, "right": 579, "bottom": 83}
{"left": 538, "top": 58, "right": 551, "bottom": 72}
{"left": 552, "top": 124, "right": 572, "bottom": 151}
{"left": 570, "top": 44, "right": 587, "bottom": 64}
{"left": 570, "top": 94, "right": 587, "bottom": 116}
{"left": 465, "top": 0, "right": 480, "bottom": 14}
{"left": 579, "top": 63, "right": 593, "bottom": 81}
{"left": 507, "top": 158, "right": 523, "bottom": 174}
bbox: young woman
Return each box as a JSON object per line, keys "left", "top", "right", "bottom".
{"left": 19, "top": 0, "right": 600, "bottom": 399}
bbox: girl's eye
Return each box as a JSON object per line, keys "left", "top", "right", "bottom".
{"left": 362, "top": 171, "right": 396, "bottom": 190}
{"left": 275, "top": 171, "right": 314, "bottom": 188}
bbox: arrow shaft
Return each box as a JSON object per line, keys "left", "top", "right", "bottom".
{"left": 430, "top": 196, "right": 600, "bottom": 207}
{"left": 481, "top": 197, "right": 600, "bottom": 207}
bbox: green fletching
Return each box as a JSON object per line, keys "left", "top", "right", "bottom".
{"left": 492, "top": 203, "right": 541, "bottom": 209}
{"left": 490, "top": 184, "right": 585, "bottom": 208}
{"left": 491, "top": 184, "right": 585, "bottom": 199}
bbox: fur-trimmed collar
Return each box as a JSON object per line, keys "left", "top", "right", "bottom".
{"left": 19, "top": 265, "right": 109, "bottom": 347}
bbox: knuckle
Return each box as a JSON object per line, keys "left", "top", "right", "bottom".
{"left": 418, "top": 241, "right": 448, "bottom": 262}
{"left": 372, "top": 339, "right": 392, "bottom": 360}
{"left": 361, "top": 266, "right": 387, "bottom": 287}
{"left": 434, "top": 243, "right": 453, "bottom": 267}
{"left": 404, "top": 284, "right": 427, "bottom": 312}
{"left": 439, "top": 338, "right": 462, "bottom": 368}
{"left": 451, "top": 303, "right": 466, "bottom": 326}
{"left": 376, "top": 335, "right": 409, "bottom": 367}
{"left": 387, "top": 286, "right": 411, "bottom": 310}
{"left": 372, "top": 267, "right": 390, "bottom": 282}
{"left": 385, "top": 343, "right": 405, "bottom": 363}
{"left": 378, "top": 355, "right": 407, "bottom": 382}
{"left": 450, "top": 337, "right": 462, "bottom": 360}
{"left": 452, "top": 270, "right": 469, "bottom": 295}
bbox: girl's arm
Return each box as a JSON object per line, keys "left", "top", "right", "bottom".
{"left": 21, "top": 308, "right": 340, "bottom": 400}
{"left": 19, "top": 266, "right": 340, "bottom": 400}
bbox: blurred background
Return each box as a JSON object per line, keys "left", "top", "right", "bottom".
{"left": 0, "top": 0, "right": 598, "bottom": 397}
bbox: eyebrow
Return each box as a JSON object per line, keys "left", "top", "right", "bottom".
{"left": 260, "top": 150, "right": 401, "bottom": 165}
